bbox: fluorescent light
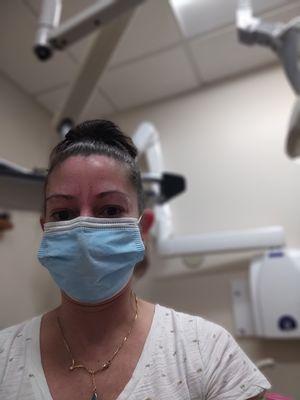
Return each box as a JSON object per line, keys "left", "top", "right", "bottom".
{"left": 169, "top": 0, "right": 198, "bottom": 8}
{"left": 169, "top": 0, "right": 203, "bottom": 38}
{"left": 170, "top": 0, "right": 297, "bottom": 39}
{"left": 169, "top": 0, "right": 236, "bottom": 39}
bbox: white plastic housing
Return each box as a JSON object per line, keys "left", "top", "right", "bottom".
{"left": 250, "top": 249, "right": 300, "bottom": 338}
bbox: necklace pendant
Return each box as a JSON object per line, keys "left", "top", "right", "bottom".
{"left": 90, "top": 392, "right": 98, "bottom": 400}
{"left": 101, "top": 361, "right": 110, "bottom": 371}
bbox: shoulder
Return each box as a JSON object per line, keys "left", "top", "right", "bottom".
{"left": 0, "top": 320, "right": 28, "bottom": 352}
{"left": 0, "top": 317, "right": 38, "bottom": 385}
{"left": 155, "top": 305, "right": 270, "bottom": 399}
{"left": 156, "top": 304, "right": 227, "bottom": 344}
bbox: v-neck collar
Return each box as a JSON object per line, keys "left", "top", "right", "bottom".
{"left": 27, "top": 304, "right": 160, "bottom": 400}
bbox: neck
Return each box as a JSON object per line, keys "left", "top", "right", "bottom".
{"left": 56, "top": 284, "right": 136, "bottom": 348}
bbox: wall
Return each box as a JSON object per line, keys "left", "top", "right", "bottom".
{"left": 0, "top": 71, "right": 60, "bottom": 328}
{"left": 111, "top": 66, "right": 300, "bottom": 397}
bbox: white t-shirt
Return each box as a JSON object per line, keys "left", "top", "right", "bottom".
{"left": 0, "top": 304, "right": 270, "bottom": 400}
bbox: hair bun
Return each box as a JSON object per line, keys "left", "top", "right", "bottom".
{"left": 64, "top": 119, "right": 137, "bottom": 159}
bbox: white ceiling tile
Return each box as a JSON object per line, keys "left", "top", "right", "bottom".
{"left": 189, "top": 27, "right": 277, "bottom": 83}
{"left": 0, "top": 1, "right": 77, "bottom": 95}
{"left": 170, "top": 0, "right": 295, "bottom": 39}
{"left": 36, "top": 85, "right": 115, "bottom": 118}
{"left": 36, "top": 85, "right": 68, "bottom": 113}
{"left": 67, "top": 33, "right": 97, "bottom": 63}
{"left": 79, "top": 89, "right": 116, "bottom": 120}
{"left": 107, "top": 0, "right": 182, "bottom": 67}
{"left": 263, "top": 2, "right": 300, "bottom": 23}
{"left": 99, "top": 46, "right": 199, "bottom": 110}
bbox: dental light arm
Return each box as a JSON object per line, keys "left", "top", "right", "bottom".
{"left": 54, "top": 10, "right": 134, "bottom": 134}
{"left": 34, "top": 0, "right": 146, "bottom": 61}
{"left": 237, "top": 0, "right": 300, "bottom": 94}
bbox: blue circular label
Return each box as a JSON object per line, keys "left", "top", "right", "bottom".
{"left": 278, "top": 315, "right": 298, "bottom": 331}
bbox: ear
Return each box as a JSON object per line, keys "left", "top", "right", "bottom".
{"left": 139, "top": 208, "right": 154, "bottom": 241}
{"left": 40, "top": 216, "right": 45, "bottom": 231}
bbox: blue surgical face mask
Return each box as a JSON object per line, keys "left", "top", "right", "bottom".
{"left": 38, "top": 216, "right": 145, "bottom": 303}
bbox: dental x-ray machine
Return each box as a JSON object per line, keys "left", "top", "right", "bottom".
{"left": 133, "top": 122, "right": 285, "bottom": 258}
{"left": 236, "top": 1, "right": 300, "bottom": 338}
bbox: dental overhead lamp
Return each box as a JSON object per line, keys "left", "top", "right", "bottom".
{"left": 34, "top": 0, "right": 146, "bottom": 136}
{"left": 237, "top": 0, "right": 300, "bottom": 95}
{"left": 237, "top": 1, "right": 300, "bottom": 159}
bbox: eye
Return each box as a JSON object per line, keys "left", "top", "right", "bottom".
{"left": 50, "top": 209, "right": 76, "bottom": 221}
{"left": 98, "top": 205, "right": 125, "bottom": 218}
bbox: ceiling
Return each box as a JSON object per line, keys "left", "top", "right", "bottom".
{"left": 0, "top": 0, "right": 299, "bottom": 120}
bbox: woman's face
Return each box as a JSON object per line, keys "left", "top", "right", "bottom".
{"left": 44, "top": 155, "right": 139, "bottom": 223}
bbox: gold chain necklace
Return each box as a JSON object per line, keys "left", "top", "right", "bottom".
{"left": 56, "top": 293, "right": 138, "bottom": 400}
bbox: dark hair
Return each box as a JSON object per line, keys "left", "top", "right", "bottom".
{"left": 45, "top": 119, "right": 144, "bottom": 213}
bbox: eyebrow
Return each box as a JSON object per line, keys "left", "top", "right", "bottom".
{"left": 46, "top": 194, "right": 75, "bottom": 202}
{"left": 95, "top": 191, "right": 129, "bottom": 201}
{"left": 46, "top": 191, "right": 129, "bottom": 202}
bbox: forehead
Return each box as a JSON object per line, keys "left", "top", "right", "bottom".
{"left": 46, "top": 155, "right": 134, "bottom": 197}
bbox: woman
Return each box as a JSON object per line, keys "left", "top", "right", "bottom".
{"left": 0, "top": 120, "right": 270, "bottom": 400}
